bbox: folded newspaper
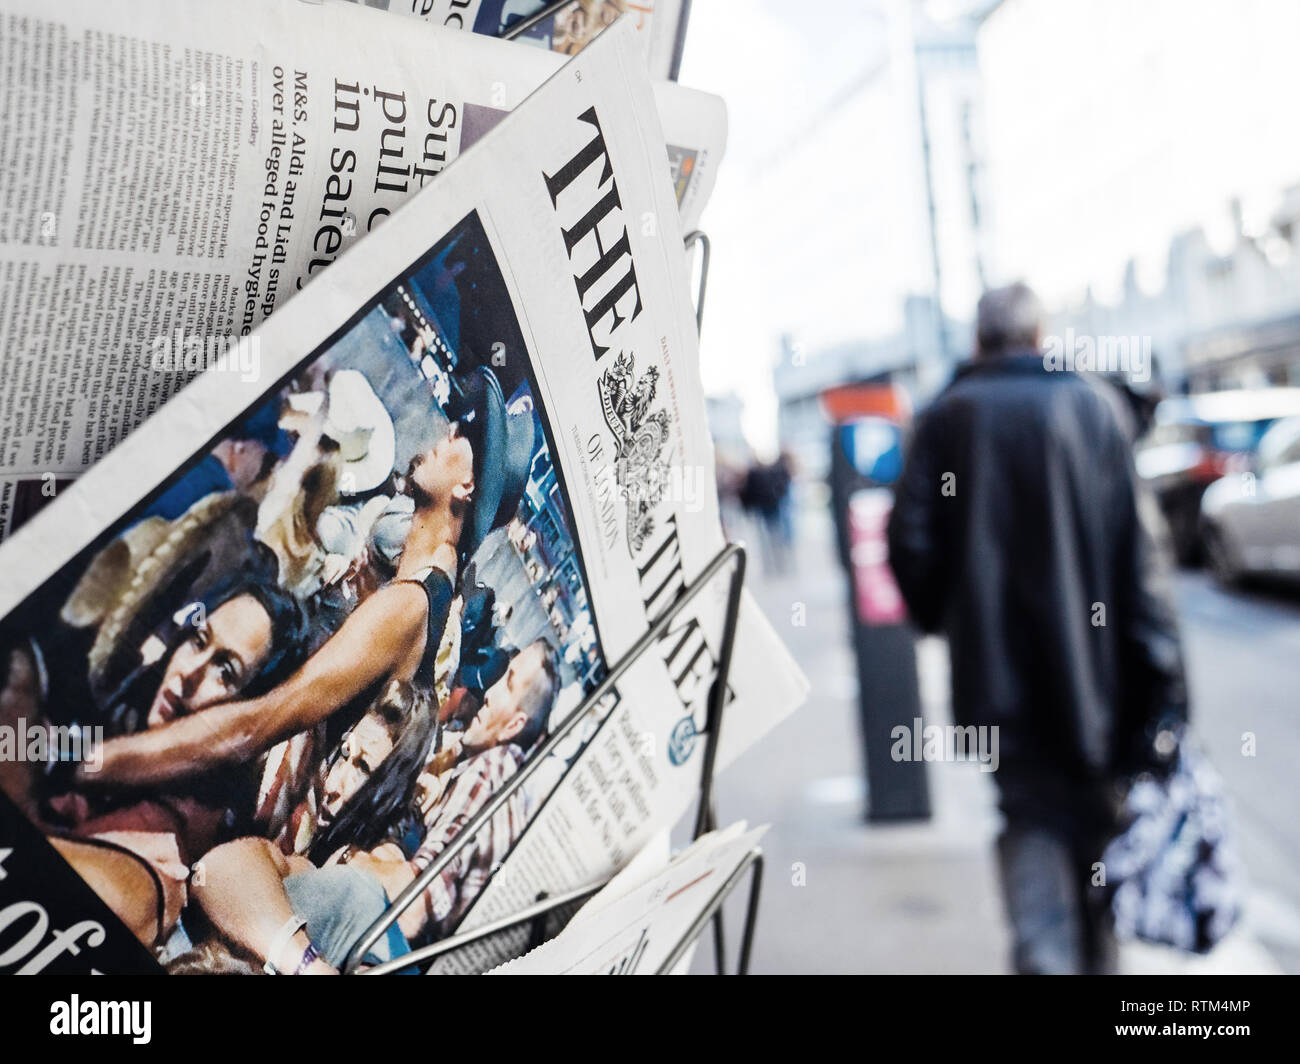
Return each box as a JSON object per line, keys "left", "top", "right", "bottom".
{"left": 0, "top": 0, "right": 724, "bottom": 537}
{"left": 0, "top": 15, "right": 806, "bottom": 974}
{"left": 490, "top": 821, "right": 766, "bottom": 975}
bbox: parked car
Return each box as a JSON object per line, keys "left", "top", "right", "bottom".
{"left": 1135, "top": 388, "right": 1300, "bottom": 564}
{"left": 1200, "top": 414, "right": 1300, "bottom": 584}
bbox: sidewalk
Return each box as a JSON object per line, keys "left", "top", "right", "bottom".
{"left": 696, "top": 503, "right": 1006, "bottom": 973}
{"left": 693, "top": 501, "right": 1280, "bottom": 974}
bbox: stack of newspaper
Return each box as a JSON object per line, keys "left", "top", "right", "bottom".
{"left": 490, "top": 822, "right": 767, "bottom": 975}
{"left": 0, "top": 0, "right": 806, "bottom": 975}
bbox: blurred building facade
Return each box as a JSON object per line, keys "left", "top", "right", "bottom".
{"left": 977, "top": 0, "right": 1300, "bottom": 396}
{"left": 1053, "top": 188, "right": 1300, "bottom": 394}
{"left": 774, "top": 297, "right": 971, "bottom": 478}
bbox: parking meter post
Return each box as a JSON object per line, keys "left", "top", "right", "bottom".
{"left": 829, "top": 417, "right": 931, "bottom": 823}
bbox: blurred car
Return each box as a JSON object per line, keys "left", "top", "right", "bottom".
{"left": 1135, "top": 388, "right": 1300, "bottom": 564}
{"left": 1200, "top": 415, "right": 1300, "bottom": 584}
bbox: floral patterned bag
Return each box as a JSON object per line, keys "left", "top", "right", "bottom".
{"left": 1099, "top": 738, "right": 1245, "bottom": 953}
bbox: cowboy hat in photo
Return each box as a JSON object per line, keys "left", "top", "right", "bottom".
{"left": 448, "top": 366, "right": 535, "bottom": 563}
{"left": 60, "top": 491, "right": 258, "bottom": 695}
{"left": 322, "top": 369, "right": 397, "bottom": 495}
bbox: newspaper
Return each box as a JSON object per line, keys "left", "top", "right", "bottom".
{"left": 0, "top": 0, "right": 724, "bottom": 536}
{"left": 0, "top": 17, "right": 805, "bottom": 974}
{"left": 342, "top": 0, "right": 689, "bottom": 81}
{"left": 490, "top": 821, "right": 765, "bottom": 974}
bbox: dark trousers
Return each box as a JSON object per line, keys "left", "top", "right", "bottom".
{"left": 995, "top": 771, "right": 1119, "bottom": 975}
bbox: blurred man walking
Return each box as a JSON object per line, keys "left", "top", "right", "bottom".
{"left": 886, "top": 283, "right": 1188, "bottom": 974}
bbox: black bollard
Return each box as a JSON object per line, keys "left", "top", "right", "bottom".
{"left": 829, "top": 417, "right": 931, "bottom": 822}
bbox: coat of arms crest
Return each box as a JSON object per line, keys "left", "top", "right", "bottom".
{"left": 596, "top": 352, "right": 673, "bottom": 553}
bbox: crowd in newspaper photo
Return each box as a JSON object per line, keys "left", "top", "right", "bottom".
{"left": 3, "top": 209, "right": 615, "bottom": 972}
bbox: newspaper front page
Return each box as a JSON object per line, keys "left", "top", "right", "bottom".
{"left": 0, "top": 18, "right": 804, "bottom": 974}
{"left": 0, "top": 0, "right": 724, "bottom": 536}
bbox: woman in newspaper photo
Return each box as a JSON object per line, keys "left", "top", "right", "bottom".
{"left": 184, "top": 640, "right": 559, "bottom": 974}
{"left": 0, "top": 574, "right": 311, "bottom": 945}
{"left": 12, "top": 671, "right": 433, "bottom": 954}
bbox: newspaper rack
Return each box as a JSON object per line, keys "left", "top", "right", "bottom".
{"left": 345, "top": 232, "right": 765, "bottom": 976}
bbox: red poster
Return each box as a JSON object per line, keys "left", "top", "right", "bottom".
{"left": 848, "top": 489, "right": 907, "bottom": 626}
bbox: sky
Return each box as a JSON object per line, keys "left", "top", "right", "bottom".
{"left": 678, "top": 0, "right": 1300, "bottom": 452}
{"left": 978, "top": 0, "right": 1300, "bottom": 305}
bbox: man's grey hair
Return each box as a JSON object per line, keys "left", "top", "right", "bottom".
{"left": 976, "top": 282, "right": 1043, "bottom": 357}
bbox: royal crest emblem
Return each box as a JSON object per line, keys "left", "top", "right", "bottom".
{"left": 597, "top": 352, "right": 673, "bottom": 553}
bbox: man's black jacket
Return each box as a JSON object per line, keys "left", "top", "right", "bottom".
{"left": 886, "top": 353, "right": 1188, "bottom": 785}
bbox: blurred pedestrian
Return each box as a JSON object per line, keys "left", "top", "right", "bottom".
{"left": 715, "top": 456, "right": 747, "bottom": 542}
{"left": 775, "top": 449, "right": 797, "bottom": 564}
{"left": 886, "top": 282, "right": 1189, "bottom": 975}
{"left": 741, "top": 458, "right": 791, "bottom": 575}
